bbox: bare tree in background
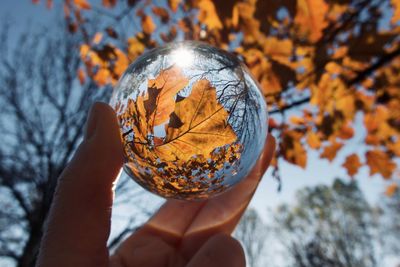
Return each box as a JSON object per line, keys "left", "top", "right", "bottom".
{"left": 378, "top": 186, "right": 400, "bottom": 261}
{"left": 273, "top": 178, "right": 377, "bottom": 267}
{"left": 234, "top": 208, "right": 267, "bottom": 267}
{"left": 0, "top": 23, "right": 144, "bottom": 267}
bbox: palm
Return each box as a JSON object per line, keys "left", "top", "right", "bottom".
{"left": 110, "top": 135, "right": 275, "bottom": 267}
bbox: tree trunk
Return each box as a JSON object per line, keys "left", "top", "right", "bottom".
{"left": 17, "top": 223, "right": 42, "bottom": 267}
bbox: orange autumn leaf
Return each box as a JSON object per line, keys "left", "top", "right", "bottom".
{"left": 196, "top": 0, "right": 223, "bottom": 30}
{"left": 93, "top": 68, "right": 110, "bottom": 86}
{"left": 385, "top": 183, "right": 398, "bottom": 197}
{"left": 73, "top": 0, "right": 91, "bottom": 10}
{"left": 263, "top": 37, "right": 293, "bottom": 66}
{"left": 92, "top": 32, "right": 103, "bottom": 45}
{"left": 127, "top": 37, "right": 145, "bottom": 60}
{"left": 142, "top": 15, "right": 156, "bottom": 35}
{"left": 145, "top": 65, "right": 189, "bottom": 127}
{"left": 337, "top": 123, "right": 354, "bottom": 140}
{"left": 307, "top": 131, "right": 321, "bottom": 149}
{"left": 102, "top": 0, "right": 117, "bottom": 8}
{"left": 294, "top": 0, "right": 328, "bottom": 42}
{"left": 342, "top": 154, "right": 362, "bottom": 177}
{"left": 321, "top": 142, "right": 343, "bottom": 162}
{"left": 366, "top": 150, "right": 396, "bottom": 179}
{"left": 152, "top": 6, "right": 170, "bottom": 23}
{"left": 77, "top": 68, "right": 86, "bottom": 85}
{"left": 391, "top": 0, "right": 400, "bottom": 23}
{"left": 155, "top": 79, "right": 237, "bottom": 161}
{"left": 168, "top": 0, "right": 181, "bottom": 12}
{"left": 281, "top": 130, "right": 307, "bottom": 168}
{"left": 290, "top": 116, "right": 306, "bottom": 125}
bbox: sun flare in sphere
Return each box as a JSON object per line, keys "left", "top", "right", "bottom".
{"left": 171, "top": 47, "right": 194, "bottom": 68}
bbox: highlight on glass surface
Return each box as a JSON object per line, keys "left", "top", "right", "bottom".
{"left": 110, "top": 41, "right": 268, "bottom": 200}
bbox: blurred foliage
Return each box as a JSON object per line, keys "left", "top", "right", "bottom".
{"left": 273, "top": 178, "right": 378, "bottom": 267}
{"left": 34, "top": 0, "right": 400, "bottom": 187}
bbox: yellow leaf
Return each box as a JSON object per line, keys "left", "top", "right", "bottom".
{"left": 145, "top": 65, "right": 189, "bottom": 127}
{"left": 342, "top": 154, "right": 362, "bottom": 177}
{"left": 294, "top": 0, "right": 328, "bottom": 42}
{"left": 307, "top": 131, "right": 321, "bottom": 149}
{"left": 77, "top": 68, "right": 85, "bottom": 85}
{"left": 364, "top": 106, "right": 389, "bottom": 132}
{"left": 263, "top": 37, "right": 293, "bottom": 66}
{"left": 168, "top": 0, "right": 181, "bottom": 12}
{"left": 388, "top": 139, "right": 400, "bottom": 157}
{"left": 113, "top": 49, "right": 129, "bottom": 78}
{"left": 127, "top": 37, "right": 145, "bottom": 60}
{"left": 92, "top": 32, "right": 103, "bottom": 45}
{"left": 385, "top": 183, "right": 398, "bottom": 197}
{"left": 80, "top": 44, "right": 90, "bottom": 58}
{"left": 155, "top": 79, "right": 237, "bottom": 161}
{"left": 366, "top": 150, "right": 396, "bottom": 179}
{"left": 142, "top": 15, "right": 156, "bottom": 35}
{"left": 196, "top": 0, "right": 223, "bottom": 30}
{"left": 290, "top": 116, "right": 305, "bottom": 125}
{"left": 73, "top": 0, "right": 91, "bottom": 10}
{"left": 93, "top": 68, "right": 110, "bottom": 86}
{"left": 325, "top": 62, "right": 341, "bottom": 74}
{"left": 321, "top": 142, "right": 343, "bottom": 162}
{"left": 391, "top": 0, "right": 400, "bottom": 23}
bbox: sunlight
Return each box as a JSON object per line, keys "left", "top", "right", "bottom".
{"left": 171, "top": 47, "right": 194, "bottom": 68}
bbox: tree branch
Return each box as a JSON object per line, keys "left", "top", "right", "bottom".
{"left": 268, "top": 47, "right": 400, "bottom": 115}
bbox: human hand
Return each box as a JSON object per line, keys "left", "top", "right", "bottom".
{"left": 36, "top": 102, "right": 275, "bottom": 267}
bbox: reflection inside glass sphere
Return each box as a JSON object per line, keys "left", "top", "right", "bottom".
{"left": 110, "top": 41, "right": 267, "bottom": 200}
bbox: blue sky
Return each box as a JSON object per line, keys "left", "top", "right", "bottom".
{"left": 1, "top": 2, "right": 397, "bottom": 267}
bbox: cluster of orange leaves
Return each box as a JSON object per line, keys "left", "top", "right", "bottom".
{"left": 34, "top": 0, "right": 400, "bottom": 194}
{"left": 116, "top": 65, "right": 242, "bottom": 199}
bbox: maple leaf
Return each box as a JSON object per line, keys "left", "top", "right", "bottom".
{"left": 342, "top": 154, "right": 362, "bottom": 177}
{"left": 281, "top": 130, "right": 307, "bottom": 168}
{"left": 93, "top": 68, "right": 110, "bottom": 86}
{"left": 307, "top": 132, "right": 321, "bottom": 149}
{"left": 195, "top": 0, "right": 223, "bottom": 30}
{"left": 144, "top": 65, "right": 189, "bottom": 127}
{"left": 366, "top": 150, "right": 396, "bottom": 179}
{"left": 321, "top": 142, "right": 343, "bottom": 162}
{"left": 294, "top": 0, "right": 328, "bottom": 43}
{"left": 155, "top": 79, "right": 237, "bottom": 161}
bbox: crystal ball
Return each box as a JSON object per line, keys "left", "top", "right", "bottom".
{"left": 110, "top": 41, "right": 267, "bottom": 200}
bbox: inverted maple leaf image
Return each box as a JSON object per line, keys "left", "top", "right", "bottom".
{"left": 116, "top": 65, "right": 242, "bottom": 199}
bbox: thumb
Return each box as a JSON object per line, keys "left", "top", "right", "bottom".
{"left": 37, "top": 102, "right": 124, "bottom": 267}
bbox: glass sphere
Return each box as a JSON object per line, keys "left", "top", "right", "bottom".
{"left": 110, "top": 41, "right": 267, "bottom": 200}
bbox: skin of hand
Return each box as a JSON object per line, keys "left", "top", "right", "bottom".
{"left": 36, "top": 102, "right": 276, "bottom": 267}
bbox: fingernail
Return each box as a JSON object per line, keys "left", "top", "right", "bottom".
{"left": 84, "top": 103, "right": 99, "bottom": 140}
